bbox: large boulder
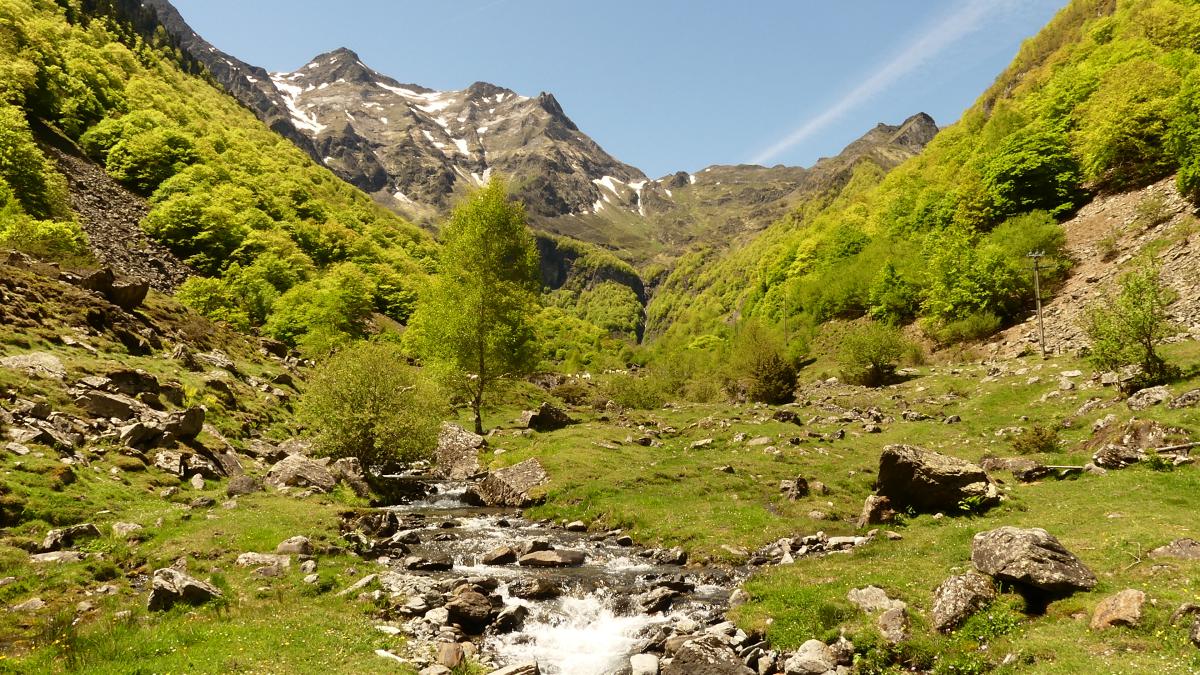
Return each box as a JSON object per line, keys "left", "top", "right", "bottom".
{"left": 330, "top": 457, "right": 371, "bottom": 498}
{"left": 932, "top": 573, "right": 996, "bottom": 632}
{"left": 445, "top": 590, "right": 494, "bottom": 633}
{"left": 662, "top": 635, "right": 753, "bottom": 675}
{"left": 266, "top": 455, "right": 336, "bottom": 493}
{"left": 75, "top": 391, "right": 139, "bottom": 421}
{"left": 876, "top": 444, "right": 999, "bottom": 513}
{"left": 0, "top": 352, "right": 66, "bottom": 381}
{"left": 971, "top": 527, "right": 1096, "bottom": 595}
{"left": 468, "top": 458, "right": 549, "bottom": 507}
{"left": 76, "top": 268, "right": 148, "bottom": 311}
{"left": 163, "top": 407, "right": 205, "bottom": 440}
{"left": 147, "top": 568, "right": 222, "bottom": 611}
{"left": 519, "top": 402, "right": 576, "bottom": 432}
{"left": 435, "top": 423, "right": 485, "bottom": 480}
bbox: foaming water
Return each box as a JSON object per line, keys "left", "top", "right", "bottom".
{"left": 489, "top": 590, "right": 667, "bottom": 675}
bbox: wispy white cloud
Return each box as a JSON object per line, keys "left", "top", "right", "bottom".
{"left": 749, "top": 0, "right": 1026, "bottom": 166}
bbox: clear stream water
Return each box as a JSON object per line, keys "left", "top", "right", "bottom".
{"left": 388, "top": 482, "right": 734, "bottom": 674}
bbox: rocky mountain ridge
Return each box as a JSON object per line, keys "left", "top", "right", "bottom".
{"left": 136, "top": 0, "right": 938, "bottom": 264}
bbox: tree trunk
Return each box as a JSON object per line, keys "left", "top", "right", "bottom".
{"left": 473, "top": 394, "right": 484, "bottom": 436}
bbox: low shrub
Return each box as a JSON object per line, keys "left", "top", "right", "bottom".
{"left": 1011, "top": 424, "right": 1061, "bottom": 455}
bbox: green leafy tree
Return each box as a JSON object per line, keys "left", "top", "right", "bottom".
{"left": 1082, "top": 259, "right": 1178, "bottom": 389}
{"left": 838, "top": 321, "right": 912, "bottom": 387}
{"left": 982, "top": 127, "right": 1085, "bottom": 220}
{"left": 410, "top": 177, "right": 540, "bottom": 434}
{"left": 727, "top": 319, "right": 796, "bottom": 404}
{"left": 298, "top": 342, "right": 445, "bottom": 469}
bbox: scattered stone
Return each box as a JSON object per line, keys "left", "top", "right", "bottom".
{"left": 111, "top": 522, "right": 143, "bottom": 539}
{"left": 1092, "top": 444, "right": 1144, "bottom": 470}
{"left": 468, "top": 458, "right": 549, "bottom": 507}
{"left": 10, "top": 597, "right": 47, "bottom": 613}
{"left": 878, "top": 606, "right": 910, "bottom": 644}
{"left": 1150, "top": 539, "right": 1200, "bottom": 560}
{"left": 518, "top": 549, "right": 585, "bottom": 567}
{"left": 876, "top": 444, "right": 999, "bottom": 513}
{"left": 519, "top": 402, "right": 575, "bottom": 432}
{"left": 41, "top": 523, "right": 100, "bottom": 552}
{"left": 1168, "top": 389, "right": 1200, "bottom": 409}
{"left": 437, "top": 642, "right": 466, "bottom": 668}
{"left": 932, "top": 573, "right": 996, "bottom": 632}
{"left": 857, "top": 495, "right": 895, "bottom": 528}
{"left": 276, "top": 536, "right": 311, "bottom": 555}
{"left": 690, "top": 438, "right": 714, "bottom": 449}
{"left": 507, "top": 577, "right": 560, "bottom": 600}
{"left": 236, "top": 553, "right": 291, "bottom": 569}
{"left": 493, "top": 604, "right": 529, "bottom": 633}
{"left": 780, "top": 477, "right": 809, "bottom": 501}
{"left": 445, "top": 591, "right": 493, "bottom": 633}
{"left": 405, "top": 555, "right": 453, "bottom": 572}
{"left": 848, "top": 586, "right": 905, "bottom": 614}
{"left": 226, "top": 475, "right": 263, "bottom": 497}
{"left": 1091, "top": 589, "right": 1146, "bottom": 630}
{"left": 189, "top": 474, "right": 205, "bottom": 490}
{"left": 147, "top": 568, "right": 221, "bottom": 611}
{"left": 482, "top": 546, "right": 518, "bottom": 565}
{"left": 637, "top": 586, "right": 680, "bottom": 613}
{"left": 783, "top": 639, "right": 836, "bottom": 675}
{"left": 971, "top": 526, "right": 1096, "bottom": 594}
{"left": 335, "top": 574, "right": 378, "bottom": 597}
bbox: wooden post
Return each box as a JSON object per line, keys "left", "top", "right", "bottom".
{"left": 1028, "top": 251, "right": 1047, "bottom": 358}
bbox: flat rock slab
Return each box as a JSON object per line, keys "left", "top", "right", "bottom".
{"left": 971, "top": 526, "right": 1096, "bottom": 594}
{"left": 518, "top": 549, "right": 585, "bottom": 567}
{"left": 469, "top": 458, "right": 549, "bottom": 507}
{"left": 1150, "top": 538, "right": 1200, "bottom": 560}
{"left": 0, "top": 352, "right": 66, "bottom": 380}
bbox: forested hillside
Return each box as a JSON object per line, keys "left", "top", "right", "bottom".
{"left": 648, "top": 0, "right": 1200, "bottom": 351}
{"left": 0, "top": 0, "right": 435, "bottom": 355}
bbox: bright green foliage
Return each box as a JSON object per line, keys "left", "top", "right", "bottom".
{"left": 0, "top": 102, "right": 68, "bottom": 219}
{"left": 1082, "top": 259, "right": 1179, "bottom": 388}
{"left": 837, "top": 321, "right": 911, "bottom": 386}
{"left": 1074, "top": 59, "right": 1181, "bottom": 190}
{"left": 298, "top": 341, "right": 446, "bottom": 469}
{"left": 576, "top": 281, "right": 643, "bottom": 338}
{"left": 981, "top": 126, "right": 1085, "bottom": 219}
{"left": 0, "top": 0, "right": 432, "bottom": 338}
{"left": 0, "top": 216, "right": 87, "bottom": 258}
{"left": 264, "top": 264, "right": 376, "bottom": 357}
{"left": 647, "top": 0, "right": 1200, "bottom": 350}
{"left": 410, "top": 178, "right": 541, "bottom": 434}
{"left": 727, "top": 319, "right": 796, "bottom": 404}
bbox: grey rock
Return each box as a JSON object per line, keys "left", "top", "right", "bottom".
{"left": 75, "top": 391, "right": 138, "bottom": 420}
{"left": 878, "top": 606, "right": 909, "bottom": 644}
{"left": 1127, "top": 385, "right": 1172, "bottom": 411}
{"left": 111, "top": 522, "right": 144, "bottom": 539}
{"left": 663, "top": 635, "right": 753, "bottom": 675}
{"left": 507, "top": 577, "right": 560, "bottom": 600}
{"left": 847, "top": 586, "right": 905, "bottom": 614}
{"left": 236, "top": 552, "right": 291, "bottom": 569}
{"left": 518, "top": 549, "right": 585, "bottom": 567}
{"left": 10, "top": 597, "right": 47, "bottom": 613}
{"left": 487, "top": 663, "right": 540, "bottom": 675}
{"left": 783, "top": 639, "right": 836, "bottom": 675}
{"left": 276, "top": 536, "right": 311, "bottom": 555}
{"left": 1150, "top": 538, "right": 1200, "bottom": 560}
{"left": 876, "top": 444, "right": 999, "bottom": 513}
{"left": 971, "top": 526, "right": 1096, "bottom": 594}
{"left": 147, "top": 568, "right": 221, "bottom": 611}
{"left": 445, "top": 590, "right": 493, "bottom": 633}
{"left": 30, "top": 551, "right": 85, "bottom": 564}
{"left": 468, "top": 458, "right": 549, "bottom": 507}
{"left": 226, "top": 475, "right": 263, "bottom": 497}
{"left": 163, "top": 407, "right": 205, "bottom": 440}
{"left": 434, "top": 422, "right": 485, "bottom": 480}
{"left": 41, "top": 523, "right": 100, "bottom": 552}
{"left": 932, "top": 572, "right": 996, "bottom": 632}
{"left": 0, "top": 352, "right": 66, "bottom": 380}
{"left": 266, "top": 455, "right": 336, "bottom": 493}
{"left": 856, "top": 495, "right": 895, "bottom": 528}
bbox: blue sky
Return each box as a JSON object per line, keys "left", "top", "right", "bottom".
{"left": 172, "top": 0, "right": 1067, "bottom": 177}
